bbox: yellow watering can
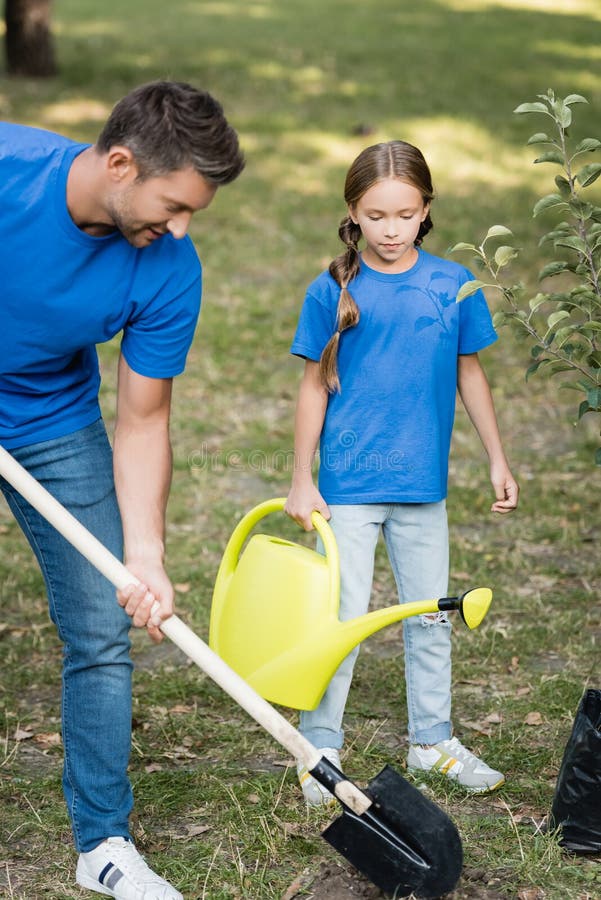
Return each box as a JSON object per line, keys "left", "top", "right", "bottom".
{"left": 209, "top": 498, "right": 492, "bottom": 710}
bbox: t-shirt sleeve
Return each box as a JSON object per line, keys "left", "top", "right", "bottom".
{"left": 457, "top": 270, "right": 498, "bottom": 355}
{"left": 290, "top": 287, "right": 337, "bottom": 361}
{"left": 120, "top": 240, "right": 202, "bottom": 378}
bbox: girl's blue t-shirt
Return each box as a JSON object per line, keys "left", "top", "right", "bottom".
{"left": 1, "top": 122, "right": 202, "bottom": 449}
{"left": 291, "top": 250, "right": 497, "bottom": 504}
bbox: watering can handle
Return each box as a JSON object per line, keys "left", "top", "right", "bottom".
{"left": 216, "top": 497, "right": 340, "bottom": 608}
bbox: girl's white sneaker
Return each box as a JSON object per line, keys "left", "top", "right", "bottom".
{"left": 407, "top": 736, "right": 505, "bottom": 793}
{"left": 76, "top": 837, "right": 183, "bottom": 899}
{"left": 296, "top": 747, "right": 341, "bottom": 806}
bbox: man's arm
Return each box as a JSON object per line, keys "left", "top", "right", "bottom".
{"left": 113, "top": 353, "right": 175, "bottom": 642}
{"left": 457, "top": 353, "right": 519, "bottom": 514}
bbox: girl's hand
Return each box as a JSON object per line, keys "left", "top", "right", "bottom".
{"left": 490, "top": 463, "right": 519, "bottom": 514}
{"left": 285, "top": 483, "right": 331, "bottom": 531}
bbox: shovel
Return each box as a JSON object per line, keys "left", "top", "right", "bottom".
{"left": 210, "top": 497, "right": 492, "bottom": 709}
{"left": 0, "top": 444, "right": 463, "bottom": 898}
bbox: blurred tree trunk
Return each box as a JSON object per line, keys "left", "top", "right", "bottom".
{"left": 5, "top": 0, "right": 57, "bottom": 76}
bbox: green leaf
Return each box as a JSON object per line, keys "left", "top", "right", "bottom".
{"left": 568, "top": 198, "right": 594, "bottom": 219}
{"left": 492, "top": 311, "right": 508, "bottom": 328}
{"left": 539, "top": 261, "right": 569, "bottom": 280}
{"left": 575, "top": 138, "right": 601, "bottom": 153}
{"left": 482, "top": 225, "right": 513, "bottom": 243}
{"left": 547, "top": 362, "right": 577, "bottom": 375}
{"left": 564, "top": 94, "right": 588, "bottom": 106}
{"left": 579, "top": 322, "right": 601, "bottom": 334}
{"left": 586, "top": 386, "right": 601, "bottom": 409}
{"left": 587, "top": 350, "right": 601, "bottom": 367}
{"left": 514, "top": 101, "right": 550, "bottom": 115}
{"left": 539, "top": 225, "right": 572, "bottom": 246}
{"left": 555, "top": 325, "right": 577, "bottom": 346}
{"left": 527, "top": 132, "right": 552, "bottom": 145}
{"left": 577, "top": 163, "right": 601, "bottom": 187}
{"left": 554, "top": 102, "right": 572, "bottom": 128}
{"left": 534, "top": 151, "right": 565, "bottom": 166}
{"left": 456, "top": 280, "right": 487, "bottom": 302}
{"left": 547, "top": 310, "right": 570, "bottom": 329}
{"left": 554, "top": 175, "right": 572, "bottom": 196}
{"left": 494, "top": 245, "right": 518, "bottom": 267}
{"left": 448, "top": 242, "right": 476, "bottom": 253}
{"left": 528, "top": 293, "right": 548, "bottom": 312}
{"left": 554, "top": 235, "right": 587, "bottom": 254}
{"left": 578, "top": 399, "right": 591, "bottom": 420}
{"left": 533, "top": 193, "right": 566, "bottom": 217}
{"left": 525, "top": 359, "right": 547, "bottom": 380}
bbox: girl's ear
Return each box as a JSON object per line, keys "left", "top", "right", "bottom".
{"left": 421, "top": 202, "right": 431, "bottom": 223}
{"left": 348, "top": 205, "right": 359, "bottom": 225}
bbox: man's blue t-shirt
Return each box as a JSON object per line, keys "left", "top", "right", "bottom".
{"left": 291, "top": 250, "right": 497, "bottom": 504}
{"left": 1, "top": 122, "right": 202, "bottom": 449}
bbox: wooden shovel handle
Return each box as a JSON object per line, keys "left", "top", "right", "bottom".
{"left": 0, "top": 445, "right": 369, "bottom": 812}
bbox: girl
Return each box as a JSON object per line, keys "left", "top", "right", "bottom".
{"left": 285, "top": 140, "right": 518, "bottom": 805}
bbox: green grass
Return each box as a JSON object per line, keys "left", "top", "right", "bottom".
{"left": 1, "top": 0, "right": 601, "bottom": 897}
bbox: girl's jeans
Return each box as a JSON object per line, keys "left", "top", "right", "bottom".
{"left": 0, "top": 420, "right": 133, "bottom": 852}
{"left": 299, "top": 501, "right": 452, "bottom": 749}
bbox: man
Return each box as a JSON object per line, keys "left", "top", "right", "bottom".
{"left": 0, "top": 81, "right": 244, "bottom": 900}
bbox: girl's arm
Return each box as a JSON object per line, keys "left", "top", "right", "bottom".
{"left": 457, "top": 353, "right": 519, "bottom": 515}
{"left": 285, "top": 359, "right": 330, "bottom": 530}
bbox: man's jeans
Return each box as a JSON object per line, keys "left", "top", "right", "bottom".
{"left": 300, "top": 501, "right": 452, "bottom": 749}
{"left": 0, "top": 420, "right": 133, "bottom": 852}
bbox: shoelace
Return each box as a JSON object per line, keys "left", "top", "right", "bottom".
{"left": 442, "top": 738, "right": 476, "bottom": 762}
{"left": 103, "top": 838, "right": 154, "bottom": 881}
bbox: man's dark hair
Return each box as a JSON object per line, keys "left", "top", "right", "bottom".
{"left": 97, "top": 81, "right": 244, "bottom": 185}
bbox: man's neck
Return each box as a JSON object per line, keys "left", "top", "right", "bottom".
{"left": 66, "top": 147, "right": 116, "bottom": 236}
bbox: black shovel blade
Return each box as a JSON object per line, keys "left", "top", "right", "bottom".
{"left": 320, "top": 764, "right": 463, "bottom": 898}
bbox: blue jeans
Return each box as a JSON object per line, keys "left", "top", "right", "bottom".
{"left": 300, "top": 502, "right": 452, "bottom": 749}
{"left": 0, "top": 420, "right": 133, "bottom": 852}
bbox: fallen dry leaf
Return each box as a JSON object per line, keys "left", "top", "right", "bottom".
{"left": 174, "top": 582, "right": 191, "bottom": 593}
{"left": 484, "top": 712, "right": 503, "bottom": 724}
{"left": 13, "top": 728, "right": 34, "bottom": 742}
{"left": 185, "top": 824, "right": 210, "bottom": 837}
{"left": 33, "top": 732, "right": 61, "bottom": 747}
{"left": 460, "top": 719, "right": 495, "bottom": 736}
{"left": 524, "top": 711, "right": 544, "bottom": 726}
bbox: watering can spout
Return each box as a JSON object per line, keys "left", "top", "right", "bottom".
{"left": 331, "top": 587, "right": 493, "bottom": 662}
{"left": 209, "top": 499, "right": 493, "bottom": 710}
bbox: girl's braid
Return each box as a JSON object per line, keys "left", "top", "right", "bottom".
{"left": 319, "top": 217, "right": 362, "bottom": 392}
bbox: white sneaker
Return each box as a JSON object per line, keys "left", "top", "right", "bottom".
{"left": 76, "top": 837, "right": 183, "bottom": 899}
{"left": 296, "top": 747, "right": 341, "bottom": 807}
{"left": 407, "top": 736, "right": 505, "bottom": 794}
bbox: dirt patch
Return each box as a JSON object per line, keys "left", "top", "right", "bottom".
{"left": 282, "top": 861, "right": 508, "bottom": 899}
{"left": 282, "top": 861, "right": 385, "bottom": 899}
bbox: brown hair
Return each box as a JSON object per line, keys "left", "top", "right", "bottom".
{"left": 320, "top": 141, "right": 434, "bottom": 392}
{"left": 97, "top": 81, "right": 244, "bottom": 185}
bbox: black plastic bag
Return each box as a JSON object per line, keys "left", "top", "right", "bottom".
{"left": 550, "top": 689, "right": 601, "bottom": 854}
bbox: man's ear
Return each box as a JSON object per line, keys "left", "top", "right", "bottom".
{"left": 105, "top": 146, "right": 139, "bottom": 184}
